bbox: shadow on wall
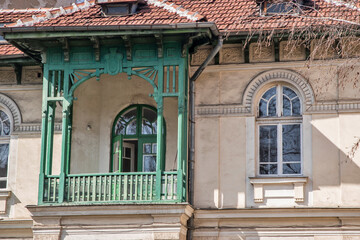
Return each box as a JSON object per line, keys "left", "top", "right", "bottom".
{"left": 196, "top": 113, "right": 360, "bottom": 209}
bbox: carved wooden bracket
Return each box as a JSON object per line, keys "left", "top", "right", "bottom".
{"left": 154, "top": 34, "right": 163, "bottom": 58}
{"left": 121, "top": 36, "right": 132, "bottom": 61}
{"left": 90, "top": 36, "right": 100, "bottom": 61}
{"left": 59, "top": 38, "right": 70, "bottom": 62}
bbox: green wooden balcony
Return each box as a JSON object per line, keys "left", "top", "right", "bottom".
{"left": 43, "top": 171, "right": 183, "bottom": 204}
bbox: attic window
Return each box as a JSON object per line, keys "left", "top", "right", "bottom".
{"left": 97, "top": 0, "right": 139, "bottom": 16}
{"left": 259, "top": 0, "right": 301, "bottom": 15}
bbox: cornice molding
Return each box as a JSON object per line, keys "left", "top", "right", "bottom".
{"left": 196, "top": 101, "right": 360, "bottom": 117}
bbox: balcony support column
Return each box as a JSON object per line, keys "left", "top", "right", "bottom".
{"left": 177, "top": 62, "right": 187, "bottom": 201}
{"left": 38, "top": 67, "right": 49, "bottom": 205}
{"left": 58, "top": 69, "right": 72, "bottom": 204}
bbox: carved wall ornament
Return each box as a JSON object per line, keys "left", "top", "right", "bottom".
{"left": 279, "top": 41, "right": 306, "bottom": 61}
{"left": 191, "top": 46, "right": 215, "bottom": 66}
{"left": 104, "top": 48, "right": 124, "bottom": 75}
{"left": 0, "top": 71, "right": 16, "bottom": 84}
{"left": 219, "top": 44, "right": 245, "bottom": 64}
{"left": 249, "top": 43, "right": 275, "bottom": 63}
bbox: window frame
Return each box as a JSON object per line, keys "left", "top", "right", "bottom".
{"left": 110, "top": 104, "right": 165, "bottom": 173}
{"left": 0, "top": 108, "right": 12, "bottom": 189}
{"left": 256, "top": 83, "right": 303, "bottom": 177}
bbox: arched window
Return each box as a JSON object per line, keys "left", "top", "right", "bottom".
{"left": 257, "top": 84, "right": 302, "bottom": 176}
{"left": 0, "top": 110, "right": 11, "bottom": 188}
{"left": 111, "top": 105, "right": 164, "bottom": 172}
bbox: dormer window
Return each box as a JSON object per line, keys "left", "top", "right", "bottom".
{"left": 259, "top": 0, "right": 302, "bottom": 16}
{"left": 97, "top": 0, "right": 140, "bottom": 16}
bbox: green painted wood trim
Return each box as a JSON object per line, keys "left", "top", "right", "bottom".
{"left": 45, "top": 102, "right": 55, "bottom": 175}
{"left": 38, "top": 67, "right": 49, "bottom": 205}
{"left": 58, "top": 102, "right": 70, "bottom": 203}
{"left": 4, "top": 29, "right": 210, "bottom": 40}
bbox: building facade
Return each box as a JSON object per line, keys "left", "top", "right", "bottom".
{"left": 0, "top": 0, "right": 360, "bottom": 239}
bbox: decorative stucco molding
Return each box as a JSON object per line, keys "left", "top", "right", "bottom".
{"left": 243, "top": 69, "right": 315, "bottom": 113}
{"left": 13, "top": 122, "right": 62, "bottom": 134}
{"left": 0, "top": 93, "right": 22, "bottom": 131}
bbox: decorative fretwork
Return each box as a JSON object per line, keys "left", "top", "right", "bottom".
{"left": 48, "top": 70, "right": 65, "bottom": 98}
{"left": 163, "top": 65, "right": 178, "bottom": 95}
{"left": 131, "top": 67, "right": 159, "bottom": 91}
{"left": 69, "top": 69, "right": 104, "bottom": 97}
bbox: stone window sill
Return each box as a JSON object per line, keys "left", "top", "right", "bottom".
{"left": 249, "top": 177, "right": 308, "bottom": 203}
{"left": 0, "top": 190, "right": 11, "bottom": 214}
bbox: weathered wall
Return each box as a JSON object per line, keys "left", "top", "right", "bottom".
{"left": 0, "top": 0, "right": 73, "bottom": 9}
{"left": 193, "top": 55, "right": 360, "bottom": 209}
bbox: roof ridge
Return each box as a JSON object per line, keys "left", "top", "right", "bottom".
{"left": 0, "top": 8, "right": 51, "bottom": 12}
{"left": 5, "top": 0, "right": 96, "bottom": 27}
{"left": 146, "top": 0, "right": 204, "bottom": 21}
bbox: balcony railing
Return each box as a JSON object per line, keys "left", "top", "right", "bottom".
{"left": 43, "top": 171, "right": 180, "bottom": 204}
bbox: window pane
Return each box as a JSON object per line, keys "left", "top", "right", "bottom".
{"left": 0, "top": 180, "right": 6, "bottom": 189}
{"left": 0, "top": 144, "right": 9, "bottom": 178}
{"left": 143, "top": 143, "right": 152, "bottom": 154}
{"left": 126, "top": 119, "right": 137, "bottom": 135}
{"left": 0, "top": 111, "right": 10, "bottom": 136}
{"left": 152, "top": 143, "right": 157, "bottom": 154}
{"left": 283, "top": 87, "right": 297, "bottom": 99}
{"left": 143, "top": 155, "right": 156, "bottom": 172}
{"left": 266, "top": 2, "right": 293, "bottom": 14}
{"left": 283, "top": 163, "right": 301, "bottom": 174}
{"left": 292, "top": 98, "right": 301, "bottom": 115}
{"left": 259, "top": 125, "right": 277, "bottom": 163}
{"left": 282, "top": 124, "right": 301, "bottom": 162}
{"left": 143, "top": 108, "right": 156, "bottom": 123}
{"left": 283, "top": 96, "right": 291, "bottom": 116}
{"left": 259, "top": 87, "right": 276, "bottom": 117}
{"left": 114, "top": 108, "right": 137, "bottom": 136}
{"left": 142, "top": 119, "right": 153, "bottom": 134}
{"left": 259, "top": 99, "right": 267, "bottom": 117}
{"left": 260, "top": 164, "right": 277, "bottom": 175}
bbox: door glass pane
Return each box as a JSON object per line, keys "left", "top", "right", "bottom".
{"left": 152, "top": 143, "right": 157, "bottom": 154}
{"left": 259, "top": 125, "right": 277, "bottom": 163}
{"left": 0, "top": 144, "right": 9, "bottom": 178}
{"left": 282, "top": 124, "right": 301, "bottom": 162}
{"left": 143, "top": 155, "right": 156, "bottom": 172}
{"left": 143, "top": 143, "right": 152, "bottom": 154}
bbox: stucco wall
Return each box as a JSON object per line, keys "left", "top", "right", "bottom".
{"left": 193, "top": 60, "right": 360, "bottom": 209}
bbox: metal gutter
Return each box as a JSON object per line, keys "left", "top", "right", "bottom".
{"left": 1, "top": 22, "right": 220, "bottom": 38}
{"left": 187, "top": 35, "right": 223, "bottom": 240}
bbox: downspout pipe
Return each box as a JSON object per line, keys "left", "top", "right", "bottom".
{"left": 187, "top": 35, "right": 223, "bottom": 239}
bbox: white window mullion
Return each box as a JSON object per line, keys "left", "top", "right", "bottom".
{"left": 278, "top": 124, "right": 282, "bottom": 175}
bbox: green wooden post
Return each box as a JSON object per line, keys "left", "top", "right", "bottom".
{"left": 38, "top": 67, "right": 49, "bottom": 205}
{"left": 58, "top": 66, "right": 72, "bottom": 203}
{"left": 58, "top": 102, "right": 70, "bottom": 203}
{"left": 155, "top": 64, "right": 164, "bottom": 200}
{"left": 45, "top": 102, "right": 56, "bottom": 175}
{"left": 177, "top": 62, "right": 186, "bottom": 201}
{"left": 155, "top": 101, "right": 164, "bottom": 201}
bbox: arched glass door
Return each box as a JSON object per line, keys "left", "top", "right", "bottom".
{"left": 111, "top": 105, "right": 164, "bottom": 172}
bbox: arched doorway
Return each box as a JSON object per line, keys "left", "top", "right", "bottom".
{"left": 111, "top": 105, "right": 165, "bottom": 172}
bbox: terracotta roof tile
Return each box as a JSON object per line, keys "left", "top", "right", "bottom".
{"left": 0, "top": 0, "right": 359, "bottom": 34}
{"left": 0, "top": 44, "right": 23, "bottom": 56}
